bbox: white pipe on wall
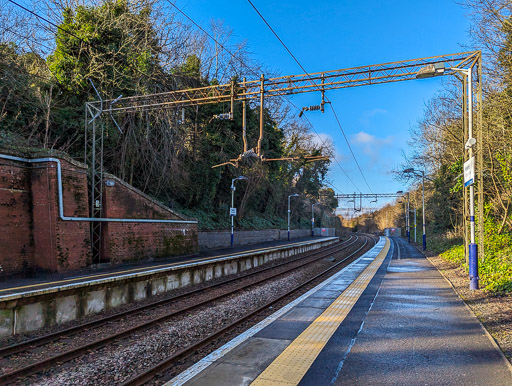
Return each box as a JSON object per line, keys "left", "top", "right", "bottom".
{"left": 0, "top": 154, "right": 197, "bottom": 225}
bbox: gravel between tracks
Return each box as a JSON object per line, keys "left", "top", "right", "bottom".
{"left": 0, "top": 240, "right": 348, "bottom": 374}
{"left": 9, "top": 235, "right": 375, "bottom": 385}
{"left": 0, "top": 238, "right": 352, "bottom": 350}
{"left": 27, "top": 267, "right": 319, "bottom": 384}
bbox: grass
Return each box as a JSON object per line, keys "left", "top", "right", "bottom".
{"left": 429, "top": 220, "right": 512, "bottom": 293}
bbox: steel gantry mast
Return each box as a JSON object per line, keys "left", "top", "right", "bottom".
{"left": 84, "top": 50, "right": 484, "bottom": 262}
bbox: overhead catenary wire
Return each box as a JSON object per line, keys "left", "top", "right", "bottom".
{"left": 7, "top": 0, "right": 355, "bottom": 193}
{"left": 299, "top": 113, "right": 357, "bottom": 193}
{"left": 0, "top": 25, "right": 55, "bottom": 53}
{"left": 247, "top": 0, "right": 374, "bottom": 194}
{"left": 166, "top": 0, "right": 358, "bottom": 192}
{"left": 6, "top": 0, "right": 83, "bottom": 41}
{"left": 324, "top": 180, "right": 344, "bottom": 195}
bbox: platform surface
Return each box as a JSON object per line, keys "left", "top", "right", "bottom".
{"left": 169, "top": 236, "right": 512, "bottom": 386}
{"left": 0, "top": 236, "right": 330, "bottom": 298}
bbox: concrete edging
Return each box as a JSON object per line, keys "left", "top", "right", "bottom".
{"left": 167, "top": 237, "right": 386, "bottom": 385}
{"left": 0, "top": 237, "right": 338, "bottom": 337}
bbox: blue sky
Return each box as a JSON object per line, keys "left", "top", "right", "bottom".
{"left": 178, "top": 0, "right": 472, "bottom": 209}
{"left": 12, "top": 0, "right": 471, "bottom": 209}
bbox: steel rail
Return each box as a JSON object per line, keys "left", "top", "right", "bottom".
{"left": 122, "top": 235, "right": 377, "bottom": 386}
{"left": 0, "top": 236, "right": 354, "bottom": 359}
{"left": 0, "top": 236, "right": 363, "bottom": 383}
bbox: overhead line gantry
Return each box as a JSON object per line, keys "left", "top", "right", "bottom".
{"left": 85, "top": 50, "right": 483, "bottom": 262}
{"left": 87, "top": 50, "right": 480, "bottom": 164}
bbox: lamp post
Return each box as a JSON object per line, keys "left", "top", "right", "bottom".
{"left": 406, "top": 192, "right": 410, "bottom": 243}
{"left": 311, "top": 202, "right": 320, "bottom": 237}
{"left": 288, "top": 194, "right": 300, "bottom": 241}
{"left": 230, "top": 176, "right": 247, "bottom": 247}
{"left": 452, "top": 67, "right": 478, "bottom": 290}
{"left": 404, "top": 168, "right": 426, "bottom": 251}
{"left": 415, "top": 63, "right": 478, "bottom": 289}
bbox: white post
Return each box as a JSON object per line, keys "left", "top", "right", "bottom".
{"left": 414, "top": 207, "right": 417, "bottom": 242}
{"left": 288, "top": 195, "right": 291, "bottom": 241}
{"left": 231, "top": 182, "right": 235, "bottom": 248}
{"left": 311, "top": 204, "right": 315, "bottom": 237}
{"left": 422, "top": 171, "right": 426, "bottom": 251}
{"left": 467, "top": 69, "right": 479, "bottom": 290}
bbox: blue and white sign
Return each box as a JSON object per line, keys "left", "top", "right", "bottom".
{"left": 464, "top": 156, "right": 475, "bottom": 187}
{"left": 230, "top": 207, "right": 237, "bottom": 216}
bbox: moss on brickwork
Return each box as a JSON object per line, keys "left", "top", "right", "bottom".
{"left": 0, "top": 198, "right": 16, "bottom": 207}
{"left": 56, "top": 243, "right": 70, "bottom": 269}
{"left": 72, "top": 189, "right": 87, "bottom": 215}
{"left": 126, "top": 233, "right": 146, "bottom": 257}
{"left": 160, "top": 233, "right": 192, "bottom": 257}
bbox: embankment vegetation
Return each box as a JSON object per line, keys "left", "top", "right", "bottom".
{"left": 0, "top": 0, "right": 340, "bottom": 231}
{"left": 349, "top": 1, "right": 512, "bottom": 292}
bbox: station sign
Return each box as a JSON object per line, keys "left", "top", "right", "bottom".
{"left": 464, "top": 156, "right": 475, "bottom": 187}
{"left": 230, "top": 207, "right": 237, "bottom": 216}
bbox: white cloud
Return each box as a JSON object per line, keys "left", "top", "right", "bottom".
{"left": 352, "top": 131, "right": 392, "bottom": 146}
{"left": 351, "top": 131, "right": 393, "bottom": 165}
{"left": 359, "top": 108, "right": 388, "bottom": 128}
{"left": 311, "top": 132, "right": 348, "bottom": 165}
{"left": 368, "top": 108, "right": 387, "bottom": 117}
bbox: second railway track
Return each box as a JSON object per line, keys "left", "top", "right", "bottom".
{"left": 0, "top": 234, "right": 376, "bottom": 385}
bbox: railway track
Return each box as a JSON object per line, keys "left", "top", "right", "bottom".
{"left": 0, "top": 235, "right": 354, "bottom": 359}
{"left": 0, "top": 234, "right": 375, "bottom": 384}
{"left": 123, "top": 234, "right": 376, "bottom": 386}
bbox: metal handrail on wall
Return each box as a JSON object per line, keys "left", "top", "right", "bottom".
{"left": 0, "top": 154, "right": 197, "bottom": 225}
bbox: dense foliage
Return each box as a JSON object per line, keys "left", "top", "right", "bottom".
{"left": 0, "top": 0, "right": 338, "bottom": 230}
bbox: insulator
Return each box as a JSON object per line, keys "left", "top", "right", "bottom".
{"left": 309, "top": 105, "right": 321, "bottom": 111}
{"left": 214, "top": 112, "right": 233, "bottom": 120}
{"left": 240, "top": 149, "right": 259, "bottom": 166}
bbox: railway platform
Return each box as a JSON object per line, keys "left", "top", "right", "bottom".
{"left": 0, "top": 236, "right": 327, "bottom": 296}
{"left": 170, "top": 236, "right": 512, "bottom": 386}
{"left": 0, "top": 236, "right": 338, "bottom": 337}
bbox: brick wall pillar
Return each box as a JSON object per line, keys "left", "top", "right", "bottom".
{"left": 30, "top": 164, "right": 59, "bottom": 271}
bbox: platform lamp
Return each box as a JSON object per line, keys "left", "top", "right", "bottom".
{"left": 403, "top": 168, "right": 426, "bottom": 252}
{"left": 311, "top": 202, "right": 320, "bottom": 237}
{"left": 230, "top": 176, "right": 248, "bottom": 247}
{"left": 416, "top": 63, "right": 478, "bottom": 289}
{"left": 288, "top": 194, "right": 300, "bottom": 241}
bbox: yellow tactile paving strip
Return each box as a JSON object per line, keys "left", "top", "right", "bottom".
{"left": 251, "top": 237, "right": 390, "bottom": 385}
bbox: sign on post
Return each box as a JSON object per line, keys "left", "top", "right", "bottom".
{"left": 464, "top": 156, "right": 475, "bottom": 187}
{"left": 230, "top": 207, "right": 237, "bottom": 216}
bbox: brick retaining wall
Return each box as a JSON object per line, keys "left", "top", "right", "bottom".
{"left": 0, "top": 153, "right": 197, "bottom": 275}
{"left": 198, "top": 229, "right": 313, "bottom": 250}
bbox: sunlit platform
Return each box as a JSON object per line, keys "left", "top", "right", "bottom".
{"left": 169, "top": 237, "right": 512, "bottom": 386}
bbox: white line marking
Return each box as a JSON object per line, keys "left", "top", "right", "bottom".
{"left": 166, "top": 237, "right": 386, "bottom": 386}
